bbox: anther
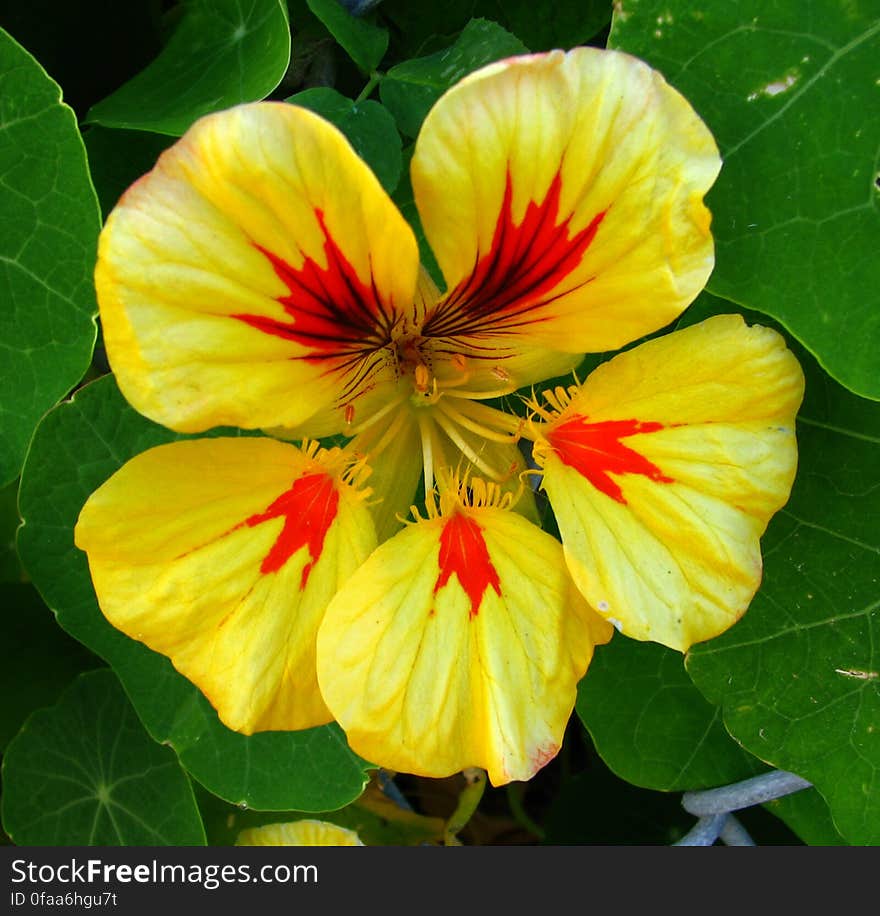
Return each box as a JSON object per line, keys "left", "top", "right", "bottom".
{"left": 414, "top": 363, "right": 430, "bottom": 393}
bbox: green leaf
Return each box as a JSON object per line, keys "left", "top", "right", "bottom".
{"left": 0, "top": 29, "right": 100, "bottom": 486}
{"left": 0, "top": 584, "right": 97, "bottom": 751}
{"left": 83, "top": 127, "right": 174, "bottom": 217}
{"left": 306, "top": 0, "right": 388, "bottom": 73}
{"left": 500, "top": 0, "right": 611, "bottom": 51}
{"left": 765, "top": 789, "right": 848, "bottom": 846}
{"left": 684, "top": 313, "right": 880, "bottom": 845}
{"left": 392, "top": 145, "right": 443, "bottom": 286}
{"left": 16, "top": 375, "right": 372, "bottom": 812}
{"left": 1, "top": 669, "right": 206, "bottom": 845}
{"left": 609, "top": 0, "right": 880, "bottom": 400}
{"left": 0, "top": 479, "right": 25, "bottom": 583}
{"left": 287, "top": 88, "right": 402, "bottom": 193}
{"left": 86, "top": 0, "right": 291, "bottom": 136}
{"left": 380, "top": 18, "right": 528, "bottom": 137}
{"left": 577, "top": 637, "right": 766, "bottom": 791}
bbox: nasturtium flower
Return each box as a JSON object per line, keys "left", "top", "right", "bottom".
{"left": 74, "top": 47, "right": 804, "bottom": 787}
{"left": 236, "top": 819, "right": 364, "bottom": 846}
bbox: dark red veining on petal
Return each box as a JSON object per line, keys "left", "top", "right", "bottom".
{"left": 245, "top": 472, "right": 339, "bottom": 586}
{"left": 547, "top": 415, "right": 673, "bottom": 504}
{"left": 233, "top": 210, "right": 395, "bottom": 362}
{"left": 423, "top": 170, "right": 606, "bottom": 339}
{"left": 434, "top": 512, "right": 501, "bottom": 619}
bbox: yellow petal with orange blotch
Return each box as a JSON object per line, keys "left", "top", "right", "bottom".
{"left": 317, "top": 498, "right": 612, "bottom": 786}
{"left": 74, "top": 437, "right": 376, "bottom": 732}
{"left": 533, "top": 315, "right": 805, "bottom": 652}
{"left": 96, "top": 102, "right": 418, "bottom": 434}
{"left": 236, "top": 820, "right": 364, "bottom": 846}
{"left": 412, "top": 49, "right": 720, "bottom": 358}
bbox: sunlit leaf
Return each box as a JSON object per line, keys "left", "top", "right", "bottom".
{"left": 1, "top": 669, "right": 206, "bottom": 845}
{"left": 86, "top": 0, "right": 291, "bottom": 136}
{"left": 610, "top": 0, "right": 880, "bottom": 399}
{"left": 16, "top": 375, "right": 372, "bottom": 812}
{"left": 286, "top": 88, "right": 402, "bottom": 192}
{"left": 0, "top": 29, "right": 99, "bottom": 486}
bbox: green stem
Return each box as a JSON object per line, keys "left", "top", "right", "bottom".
{"left": 443, "top": 768, "right": 486, "bottom": 846}
{"left": 355, "top": 70, "right": 383, "bottom": 104}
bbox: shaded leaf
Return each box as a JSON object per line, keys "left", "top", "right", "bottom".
{"left": 500, "top": 0, "right": 610, "bottom": 51}
{"left": 0, "top": 584, "right": 97, "bottom": 751}
{"left": 380, "top": 18, "right": 528, "bottom": 137}
{"left": 287, "top": 88, "right": 402, "bottom": 192}
{"left": 765, "top": 788, "right": 848, "bottom": 846}
{"left": 0, "top": 29, "right": 99, "bottom": 486}
{"left": 82, "top": 127, "right": 174, "bottom": 217}
{"left": 610, "top": 0, "right": 880, "bottom": 399}
{"left": 542, "top": 755, "right": 692, "bottom": 845}
{"left": 0, "top": 479, "right": 25, "bottom": 582}
{"left": 577, "top": 637, "right": 766, "bottom": 791}
{"left": 307, "top": 0, "right": 388, "bottom": 72}
{"left": 16, "top": 375, "right": 372, "bottom": 812}
{"left": 86, "top": 0, "right": 291, "bottom": 136}
{"left": 392, "top": 144, "right": 443, "bottom": 286}
{"left": 1, "top": 669, "right": 205, "bottom": 845}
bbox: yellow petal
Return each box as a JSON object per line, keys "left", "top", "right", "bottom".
{"left": 74, "top": 437, "right": 377, "bottom": 732}
{"left": 533, "top": 315, "right": 805, "bottom": 651}
{"left": 236, "top": 820, "right": 364, "bottom": 846}
{"left": 412, "top": 49, "right": 720, "bottom": 357}
{"left": 317, "top": 493, "right": 612, "bottom": 786}
{"left": 97, "top": 102, "right": 419, "bottom": 433}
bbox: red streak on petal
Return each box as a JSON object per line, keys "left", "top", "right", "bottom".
{"left": 530, "top": 742, "right": 560, "bottom": 773}
{"left": 245, "top": 472, "right": 339, "bottom": 586}
{"left": 424, "top": 170, "right": 606, "bottom": 338}
{"left": 233, "top": 210, "right": 392, "bottom": 361}
{"left": 548, "top": 415, "right": 673, "bottom": 504}
{"left": 434, "top": 512, "right": 501, "bottom": 619}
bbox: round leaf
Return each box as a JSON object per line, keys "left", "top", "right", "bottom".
{"left": 685, "top": 333, "right": 880, "bottom": 846}
{"left": 86, "top": 0, "right": 291, "bottom": 136}
{"left": 16, "top": 374, "right": 372, "bottom": 812}
{"left": 577, "top": 637, "right": 766, "bottom": 791}
{"left": 610, "top": 0, "right": 880, "bottom": 400}
{"left": 765, "top": 789, "right": 848, "bottom": 846}
{"left": 1, "top": 669, "right": 206, "bottom": 845}
{"left": 0, "top": 29, "right": 100, "bottom": 486}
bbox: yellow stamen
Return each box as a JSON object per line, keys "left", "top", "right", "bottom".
{"left": 435, "top": 398, "right": 519, "bottom": 443}
{"left": 416, "top": 411, "right": 436, "bottom": 496}
{"left": 347, "top": 392, "right": 407, "bottom": 436}
{"left": 432, "top": 410, "right": 503, "bottom": 481}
